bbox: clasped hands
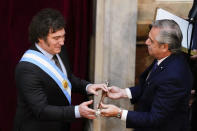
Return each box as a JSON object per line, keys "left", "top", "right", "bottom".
{"left": 79, "top": 85, "right": 128, "bottom": 119}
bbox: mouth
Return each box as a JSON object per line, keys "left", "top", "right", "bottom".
{"left": 56, "top": 47, "right": 61, "bottom": 49}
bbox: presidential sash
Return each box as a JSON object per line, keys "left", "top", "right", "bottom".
{"left": 20, "top": 50, "right": 72, "bottom": 104}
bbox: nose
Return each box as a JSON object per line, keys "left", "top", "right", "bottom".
{"left": 145, "top": 38, "right": 149, "bottom": 46}
{"left": 59, "top": 41, "right": 64, "bottom": 46}
{"left": 59, "top": 37, "right": 65, "bottom": 46}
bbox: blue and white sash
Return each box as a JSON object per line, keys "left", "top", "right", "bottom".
{"left": 20, "top": 50, "right": 72, "bottom": 104}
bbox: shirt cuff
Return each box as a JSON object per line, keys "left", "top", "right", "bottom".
{"left": 75, "top": 106, "right": 81, "bottom": 118}
{"left": 125, "top": 88, "right": 132, "bottom": 99}
{"left": 121, "top": 110, "right": 128, "bottom": 121}
{"left": 86, "top": 84, "right": 93, "bottom": 94}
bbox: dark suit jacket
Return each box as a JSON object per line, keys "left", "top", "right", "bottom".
{"left": 127, "top": 53, "right": 193, "bottom": 131}
{"left": 14, "top": 45, "right": 90, "bottom": 131}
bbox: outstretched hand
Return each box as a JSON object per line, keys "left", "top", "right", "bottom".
{"left": 100, "top": 103, "right": 120, "bottom": 117}
{"left": 107, "top": 86, "right": 127, "bottom": 99}
{"left": 87, "top": 84, "right": 108, "bottom": 96}
{"left": 79, "top": 100, "right": 96, "bottom": 119}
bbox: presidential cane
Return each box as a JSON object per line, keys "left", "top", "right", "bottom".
{"left": 95, "top": 81, "right": 109, "bottom": 116}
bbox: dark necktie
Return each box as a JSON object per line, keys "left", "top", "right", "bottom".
{"left": 53, "top": 55, "right": 62, "bottom": 71}
{"left": 151, "top": 61, "right": 158, "bottom": 73}
{"left": 146, "top": 61, "right": 158, "bottom": 80}
{"left": 149, "top": 61, "right": 158, "bottom": 77}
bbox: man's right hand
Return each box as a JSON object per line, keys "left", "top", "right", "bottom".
{"left": 107, "top": 86, "right": 128, "bottom": 99}
{"left": 79, "top": 100, "right": 96, "bottom": 119}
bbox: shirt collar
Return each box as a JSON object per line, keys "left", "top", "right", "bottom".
{"left": 35, "top": 43, "right": 53, "bottom": 60}
{"left": 157, "top": 56, "right": 169, "bottom": 66}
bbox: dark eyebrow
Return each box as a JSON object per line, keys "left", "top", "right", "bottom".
{"left": 53, "top": 34, "right": 65, "bottom": 38}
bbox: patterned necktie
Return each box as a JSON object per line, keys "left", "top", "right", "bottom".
{"left": 53, "top": 55, "right": 62, "bottom": 71}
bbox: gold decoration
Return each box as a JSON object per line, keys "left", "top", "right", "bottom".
{"left": 62, "top": 80, "right": 68, "bottom": 89}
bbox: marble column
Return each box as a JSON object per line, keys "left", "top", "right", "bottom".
{"left": 93, "top": 0, "right": 137, "bottom": 131}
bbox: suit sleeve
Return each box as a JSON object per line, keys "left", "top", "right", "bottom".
{"left": 69, "top": 73, "right": 90, "bottom": 94}
{"left": 15, "top": 62, "right": 75, "bottom": 122}
{"left": 129, "top": 85, "right": 143, "bottom": 104}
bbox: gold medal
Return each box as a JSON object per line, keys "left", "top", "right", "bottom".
{"left": 62, "top": 80, "right": 68, "bottom": 89}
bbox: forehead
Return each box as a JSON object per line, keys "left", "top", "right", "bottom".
{"left": 48, "top": 28, "right": 65, "bottom": 37}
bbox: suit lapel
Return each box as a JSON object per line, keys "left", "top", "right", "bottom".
{"left": 146, "top": 54, "right": 175, "bottom": 81}
{"left": 140, "top": 60, "right": 156, "bottom": 80}
{"left": 147, "top": 64, "right": 164, "bottom": 80}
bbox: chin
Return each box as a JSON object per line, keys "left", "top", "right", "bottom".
{"left": 55, "top": 51, "right": 61, "bottom": 54}
{"left": 55, "top": 49, "right": 61, "bottom": 54}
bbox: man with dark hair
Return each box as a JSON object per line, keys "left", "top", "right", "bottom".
{"left": 100, "top": 19, "right": 193, "bottom": 131}
{"left": 14, "top": 8, "right": 107, "bottom": 131}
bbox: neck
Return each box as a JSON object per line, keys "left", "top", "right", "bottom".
{"left": 157, "top": 52, "right": 171, "bottom": 60}
{"left": 37, "top": 42, "right": 53, "bottom": 55}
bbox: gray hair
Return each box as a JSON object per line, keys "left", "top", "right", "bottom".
{"left": 151, "top": 19, "right": 183, "bottom": 53}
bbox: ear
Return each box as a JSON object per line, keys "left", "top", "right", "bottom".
{"left": 162, "top": 44, "right": 169, "bottom": 52}
{"left": 38, "top": 38, "right": 44, "bottom": 43}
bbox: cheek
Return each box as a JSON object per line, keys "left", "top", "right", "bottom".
{"left": 149, "top": 45, "right": 157, "bottom": 54}
{"left": 148, "top": 45, "right": 153, "bottom": 50}
{"left": 49, "top": 40, "right": 57, "bottom": 46}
